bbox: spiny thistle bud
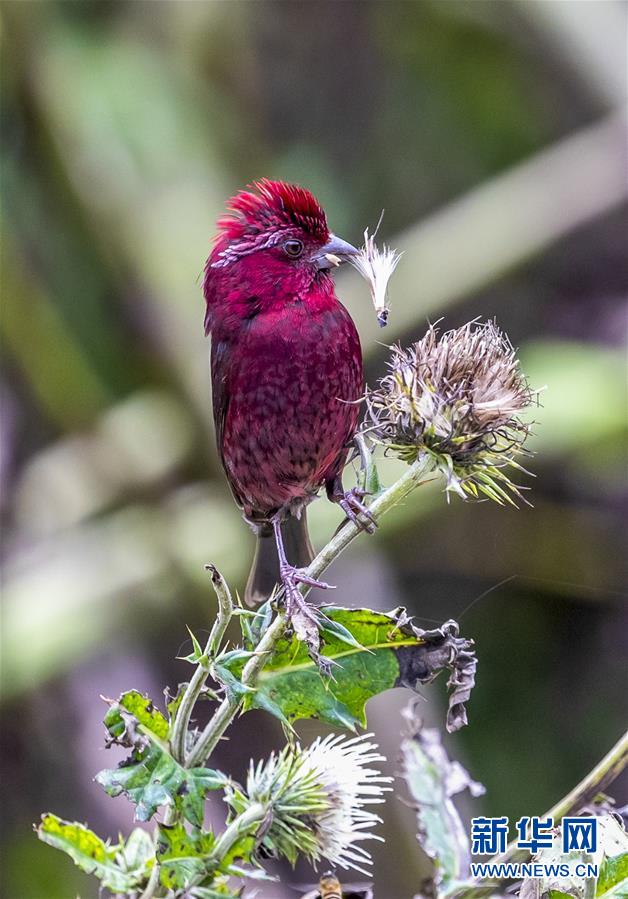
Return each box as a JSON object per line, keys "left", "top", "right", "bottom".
{"left": 225, "top": 734, "right": 392, "bottom": 874}
{"left": 365, "top": 320, "right": 536, "bottom": 504}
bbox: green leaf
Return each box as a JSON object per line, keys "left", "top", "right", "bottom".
{"left": 97, "top": 743, "right": 226, "bottom": 824}
{"left": 597, "top": 852, "right": 628, "bottom": 897}
{"left": 225, "top": 607, "right": 476, "bottom": 732}
{"left": 157, "top": 822, "right": 216, "bottom": 891}
{"left": 97, "top": 694, "right": 226, "bottom": 824}
{"left": 400, "top": 707, "right": 484, "bottom": 893}
{"left": 182, "top": 769, "right": 230, "bottom": 828}
{"left": 36, "top": 814, "right": 153, "bottom": 893}
{"left": 119, "top": 827, "right": 155, "bottom": 873}
{"left": 238, "top": 599, "right": 273, "bottom": 649}
{"left": 318, "top": 614, "right": 367, "bottom": 650}
{"left": 103, "top": 690, "right": 169, "bottom": 743}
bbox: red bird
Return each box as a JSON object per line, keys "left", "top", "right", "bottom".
{"left": 203, "top": 180, "right": 374, "bottom": 622}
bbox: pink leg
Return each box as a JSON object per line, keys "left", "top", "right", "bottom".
{"left": 271, "top": 517, "right": 333, "bottom": 621}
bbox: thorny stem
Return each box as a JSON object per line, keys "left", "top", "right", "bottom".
{"left": 138, "top": 866, "right": 160, "bottom": 899}
{"left": 186, "top": 454, "right": 432, "bottom": 770}
{"left": 206, "top": 564, "right": 236, "bottom": 658}
{"left": 169, "top": 566, "right": 233, "bottom": 763}
{"left": 449, "top": 728, "right": 628, "bottom": 899}
{"left": 303, "top": 453, "right": 433, "bottom": 588}
{"left": 185, "top": 612, "right": 288, "bottom": 768}
{"left": 207, "top": 802, "right": 266, "bottom": 868}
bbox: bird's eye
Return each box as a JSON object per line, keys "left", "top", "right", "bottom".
{"left": 284, "top": 238, "right": 304, "bottom": 258}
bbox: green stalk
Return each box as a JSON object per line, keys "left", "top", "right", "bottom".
{"left": 185, "top": 612, "right": 288, "bottom": 768}
{"left": 207, "top": 802, "right": 266, "bottom": 866}
{"left": 169, "top": 566, "right": 233, "bottom": 763}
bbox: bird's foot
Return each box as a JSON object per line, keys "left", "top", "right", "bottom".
{"left": 280, "top": 563, "right": 333, "bottom": 609}
{"left": 279, "top": 564, "right": 333, "bottom": 654}
{"left": 338, "top": 487, "right": 378, "bottom": 534}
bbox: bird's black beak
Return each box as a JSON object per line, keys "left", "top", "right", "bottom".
{"left": 314, "top": 234, "right": 359, "bottom": 270}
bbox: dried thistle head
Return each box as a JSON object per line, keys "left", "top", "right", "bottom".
{"left": 365, "top": 320, "right": 536, "bottom": 504}
{"left": 349, "top": 228, "right": 402, "bottom": 327}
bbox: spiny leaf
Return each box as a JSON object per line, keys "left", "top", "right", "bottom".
{"left": 361, "top": 453, "right": 383, "bottom": 498}
{"left": 179, "top": 627, "right": 209, "bottom": 666}
{"left": 96, "top": 742, "right": 226, "bottom": 824}
{"left": 103, "top": 690, "right": 169, "bottom": 744}
{"left": 238, "top": 599, "right": 273, "bottom": 649}
{"left": 213, "top": 657, "right": 257, "bottom": 704}
{"left": 183, "top": 769, "right": 230, "bottom": 828}
{"left": 97, "top": 696, "right": 226, "bottom": 824}
{"left": 400, "top": 704, "right": 485, "bottom": 893}
{"left": 224, "top": 607, "right": 476, "bottom": 732}
{"left": 157, "top": 822, "right": 216, "bottom": 891}
{"left": 36, "top": 815, "right": 153, "bottom": 893}
{"left": 119, "top": 827, "right": 155, "bottom": 873}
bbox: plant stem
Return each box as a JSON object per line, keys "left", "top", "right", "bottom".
{"left": 185, "top": 612, "right": 287, "bottom": 768}
{"left": 172, "top": 802, "right": 267, "bottom": 894}
{"left": 170, "top": 567, "right": 233, "bottom": 763}
{"left": 208, "top": 801, "right": 266, "bottom": 865}
{"left": 450, "top": 728, "right": 628, "bottom": 899}
{"left": 205, "top": 564, "right": 235, "bottom": 658}
{"left": 185, "top": 455, "right": 432, "bottom": 770}
{"left": 303, "top": 454, "right": 433, "bottom": 587}
{"left": 138, "top": 867, "right": 160, "bottom": 899}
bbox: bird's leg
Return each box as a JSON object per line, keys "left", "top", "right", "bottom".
{"left": 271, "top": 517, "right": 333, "bottom": 621}
{"left": 326, "top": 475, "right": 378, "bottom": 534}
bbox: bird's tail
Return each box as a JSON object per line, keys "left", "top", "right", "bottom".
{"left": 245, "top": 510, "right": 315, "bottom": 606}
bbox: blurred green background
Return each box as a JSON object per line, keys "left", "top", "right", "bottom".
{"left": 1, "top": 2, "right": 627, "bottom": 897}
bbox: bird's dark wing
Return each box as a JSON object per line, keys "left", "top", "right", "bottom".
{"left": 210, "top": 337, "right": 232, "bottom": 472}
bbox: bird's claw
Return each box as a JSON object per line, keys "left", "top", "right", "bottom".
{"left": 339, "top": 487, "right": 378, "bottom": 534}
{"left": 280, "top": 564, "right": 334, "bottom": 593}
{"left": 280, "top": 564, "right": 333, "bottom": 620}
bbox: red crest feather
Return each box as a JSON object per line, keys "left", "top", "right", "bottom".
{"left": 217, "top": 179, "right": 329, "bottom": 242}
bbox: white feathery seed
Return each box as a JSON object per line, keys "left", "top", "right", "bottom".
{"left": 349, "top": 227, "right": 402, "bottom": 327}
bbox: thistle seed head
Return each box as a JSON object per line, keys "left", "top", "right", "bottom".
{"left": 365, "top": 320, "right": 536, "bottom": 504}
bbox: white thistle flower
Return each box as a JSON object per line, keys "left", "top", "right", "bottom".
{"left": 226, "top": 733, "right": 392, "bottom": 875}
{"left": 349, "top": 228, "right": 402, "bottom": 327}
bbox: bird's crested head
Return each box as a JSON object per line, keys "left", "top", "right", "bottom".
{"left": 204, "top": 180, "right": 358, "bottom": 331}
{"left": 215, "top": 179, "right": 330, "bottom": 250}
